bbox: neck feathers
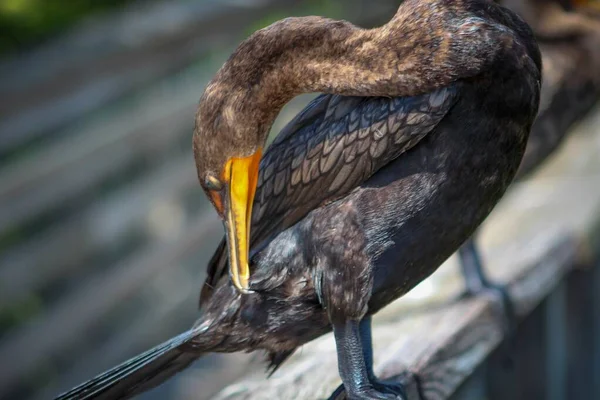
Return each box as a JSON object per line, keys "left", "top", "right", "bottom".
{"left": 196, "top": 0, "right": 537, "bottom": 145}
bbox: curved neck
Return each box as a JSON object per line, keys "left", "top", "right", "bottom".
{"left": 197, "top": 0, "right": 519, "bottom": 144}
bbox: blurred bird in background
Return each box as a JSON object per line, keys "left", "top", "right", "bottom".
{"left": 457, "top": 0, "right": 600, "bottom": 330}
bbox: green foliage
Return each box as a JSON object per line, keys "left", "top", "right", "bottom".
{"left": 0, "top": 0, "right": 348, "bottom": 56}
{"left": 245, "top": 0, "right": 344, "bottom": 35}
{"left": 0, "top": 0, "right": 136, "bottom": 55}
{"left": 0, "top": 294, "right": 42, "bottom": 333}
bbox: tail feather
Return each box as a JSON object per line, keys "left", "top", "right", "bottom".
{"left": 55, "top": 329, "right": 206, "bottom": 400}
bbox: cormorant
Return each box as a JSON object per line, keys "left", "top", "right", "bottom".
{"left": 55, "top": 1, "right": 541, "bottom": 399}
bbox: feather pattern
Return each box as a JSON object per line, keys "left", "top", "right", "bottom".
{"left": 201, "top": 85, "right": 459, "bottom": 301}
{"left": 252, "top": 85, "right": 459, "bottom": 246}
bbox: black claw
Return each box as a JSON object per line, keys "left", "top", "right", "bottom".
{"left": 373, "top": 380, "right": 407, "bottom": 398}
{"left": 328, "top": 382, "right": 406, "bottom": 400}
{"left": 328, "top": 383, "right": 346, "bottom": 400}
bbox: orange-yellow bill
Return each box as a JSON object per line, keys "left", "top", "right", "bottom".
{"left": 223, "top": 149, "right": 262, "bottom": 293}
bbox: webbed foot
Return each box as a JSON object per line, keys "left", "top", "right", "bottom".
{"left": 329, "top": 381, "right": 406, "bottom": 400}
{"left": 329, "top": 317, "right": 407, "bottom": 400}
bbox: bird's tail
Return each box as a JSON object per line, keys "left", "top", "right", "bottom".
{"left": 55, "top": 325, "right": 211, "bottom": 400}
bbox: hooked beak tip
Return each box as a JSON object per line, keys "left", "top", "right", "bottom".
{"left": 223, "top": 149, "right": 262, "bottom": 294}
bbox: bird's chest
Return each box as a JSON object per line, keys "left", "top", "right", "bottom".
{"left": 358, "top": 111, "right": 529, "bottom": 305}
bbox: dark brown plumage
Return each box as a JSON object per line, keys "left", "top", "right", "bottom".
{"left": 458, "top": 0, "right": 600, "bottom": 322}
{"left": 55, "top": 1, "right": 542, "bottom": 399}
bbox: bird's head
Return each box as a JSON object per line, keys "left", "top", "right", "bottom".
{"left": 193, "top": 81, "right": 267, "bottom": 294}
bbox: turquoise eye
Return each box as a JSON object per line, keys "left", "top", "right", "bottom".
{"left": 205, "top": 174, "right": 223, "bottom": 191}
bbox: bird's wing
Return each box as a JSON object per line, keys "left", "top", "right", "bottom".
{"left": 200, "top": 84, "right": 459, "bottom": 302}
{"left": 251, "top": 84, "right": 459, "bottom": 245}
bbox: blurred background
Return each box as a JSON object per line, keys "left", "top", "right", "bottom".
{"left": 2, "top": 1, "right": 600, "bottom": 400}
{"left": 0, "top": 0, "right": 404, "bottom": 399}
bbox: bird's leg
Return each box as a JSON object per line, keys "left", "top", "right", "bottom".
{"left": 359, "top": 316, "right": 406, "bottom": 395}
{"left": 316, "top": 207, "right": 405, "bottom": 399}
{"left": 328, "top": 318, "right": 405, "bottom": 400}
{"left": 359, "top": 316, "right": 376, "bottom": 381}
{"left": 458, "top": 237, "right": 516, "bottom": 333}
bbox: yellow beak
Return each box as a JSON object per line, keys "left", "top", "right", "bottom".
{"left": 223, "top": 149, "right": 262, "bottom": 293}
